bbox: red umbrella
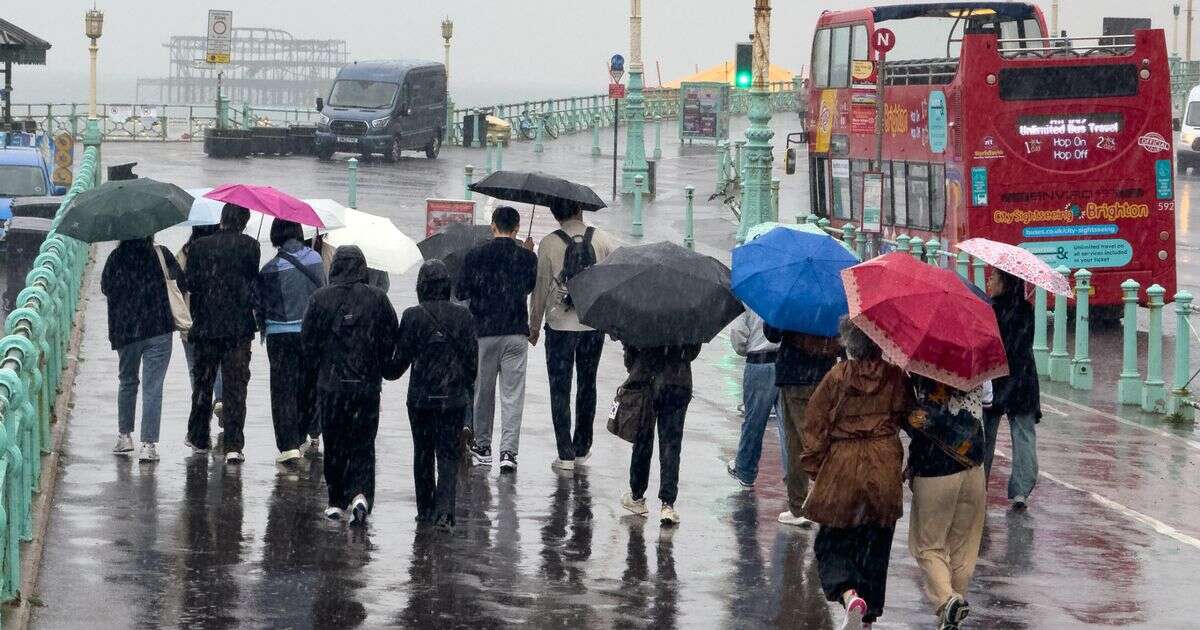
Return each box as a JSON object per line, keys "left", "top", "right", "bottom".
{"left": 842, "top": 253, "right": 1008, "bottom": 391}
{"left": 204, "top": 183, "right": 324, "bottom": 228}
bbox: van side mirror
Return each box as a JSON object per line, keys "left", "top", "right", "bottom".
{"left": 315, "top": 97, "right": 324, "bottom": 112}
{"left": 1174, "top": 118, "right": 1182, "bottom": 132}
{"left": 785, "top": 148, "right": 797, "bottom": 175}
{"left": 52, "top": 185, "right": 67, "bottom": 196}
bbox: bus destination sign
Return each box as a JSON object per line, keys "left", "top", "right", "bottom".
{"left": 1016, "top": 113, "right": 1124, "bottom": 164}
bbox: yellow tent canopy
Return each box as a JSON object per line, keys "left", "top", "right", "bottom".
{"left": 662, "top": 62, "right": 794, "bottom": 89}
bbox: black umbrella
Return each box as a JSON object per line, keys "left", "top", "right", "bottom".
{"left": 567, "top": 241, "right": 744, "bottom": 347}
{"left": 417, "top": 222, "right": 493, "bottom": 280}
{"left": 467, "top": 170, "right": 606, "bottom": 212}
{"left": 57, "top": 178, "right": 193, "bottom": 243}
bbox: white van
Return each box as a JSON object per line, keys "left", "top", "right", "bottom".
{"left": 1178, "top": 84, "right": 1200, "bottom": 172}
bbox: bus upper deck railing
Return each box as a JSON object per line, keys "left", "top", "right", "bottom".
{"left": 992, "top": 33, "right": 1137, "bottom": 59}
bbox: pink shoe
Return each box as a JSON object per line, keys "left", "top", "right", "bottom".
{"left": 840, "top": 595, "right": 867, "bottom": 630}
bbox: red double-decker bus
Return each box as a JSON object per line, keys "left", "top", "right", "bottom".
{"left": 801, "top": 2, "right": 1176, "bottom": 306}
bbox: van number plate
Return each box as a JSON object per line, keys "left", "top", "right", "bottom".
{"left": 337, "top": 136, "right": 358, "bottom": 144}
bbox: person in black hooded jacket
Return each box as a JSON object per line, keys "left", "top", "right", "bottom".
{"left": 301, "top": 246, "right": 401, "bottom": 526}
{"left": 395, "top": 260, "right": 478, "bottom": 529}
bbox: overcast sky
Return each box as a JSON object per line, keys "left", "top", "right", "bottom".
{"left": 3, "top": 1, "right": 1190, "bottom": 104}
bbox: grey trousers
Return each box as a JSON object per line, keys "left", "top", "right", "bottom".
{"left": 473, "top": 335, "right": 529, "bottom": 454}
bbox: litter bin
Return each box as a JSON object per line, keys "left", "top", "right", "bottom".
{"left": 646, "top": 159, "right": 657, "bottom": 195}
{"left": 462, "top": 113, "right": 483, "bottom": 147}
{"left": 108, "top": 162, "right": 138, "bottom": 181}
{"left": 3, "top": 216, "right": 52, "bottom": 310}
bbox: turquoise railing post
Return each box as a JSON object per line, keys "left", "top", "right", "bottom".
{"left": 241, "top": 101, "right": 252, "bottom": 128}
{"left": 925, "top": 238, "right": 940, "bottom": 267}
{"left": 770, "top": 178, "right": 780, "bottom": 222}
{"left": 842, "top": 224, "right": 855, "bottom": 250}
{"left": 484, "top": 136, "right": 494, "bottom": 175}
{"left": 716, "top": 140, "right": 728, "bottom": 190}
{"left": 347, "top": 157, "right": 358, "bottom": 210}
{"left": 684, "top": 185, "right": 695, "bottom": 250}
{"left": 896, "top": 234, "right": 911, "bottom": 254}
{"left": 1048, "top": 265, "right": 1071, "bottom": 382}
{"left": 653, "top": 115, "right": 663, "bottom": 160}
{"left": 855, "top": 230, "right": 868, "bottom": 260}
{"left": 806, "top": 214, "right": 819, "bottom": 225}
{"left": 733, "top": 139, "right": 746, "bottom": 184}
{"left": 464, "top": 164, "right": 474, "bottom": 200}
{"left": 533, "top": 113, "right": 544, "bottom": 154}
{"left": 1117, "top": 279, "right": 1143, "bottom": 405}
{"left": 909, "top": 237, "right": 924, "bottom": 262}
{"left": 817, "top": 218, "right": 831, "bottom": 235}
{"left": 496, "top": 135, "right": 504, "bottom": 172}
{"left": 1142, "top": 284, "right": 1167, "bottom": 412}
{"left": 591, "top": 114, "right": 601, "bottom": 157}
{"left": 1169, "top": 291, "right": 1195, "bottom": 419}
{"left": 955, "top": 251, "right": 970, "bottom": 279}
{"left": 1033, "top": 286, "right": 1049, "bottom": 375}
{"left": 1070, "top": 269, "right": 1093, "bottom": 390}
{"left": 632, "top": 175, "right": 644, "bottom": 238}
{"left": 972, "top": 255, "right": 986, "bottom": 290}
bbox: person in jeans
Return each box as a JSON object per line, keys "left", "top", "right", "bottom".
{"left": 455, "top": 206, "right": 537, "bottom": 472}
{"left": 618, "top": 342, "right": 700, "bottom": 526}
{"left": 177, "top": 225, "right": 223, "bottom": 424}
{"left": 727, "top": 307, "right": 780, "bottom": 487}
{"left": 396, "top": 260, "right": 478, "bottom": 528}
{"left": 983, "top": 269, "right": 1040, "bottom": 509}
{"left": 258, "top": 219, "right": 326, "bottom": 466}
{"left": 301, "top": 246, "right": 402, "bottom": 525}
{"left": 100, "top": 237, "right": 181, "bottom": 462}
{"left": 529, "top": 202, "right": 618, "bottom": 472}
{"left": 180, "top": 203, "right": 260, "bottom": 464}
{"left": 764, "top": 322, "right": 841, "bottom": 527}
{"left": 905, "top": 376, "right": 990, "bottom": 630}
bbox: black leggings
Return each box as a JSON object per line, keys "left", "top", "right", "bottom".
{"left": 813, "top": 523, "right": 896, "bottom": 624}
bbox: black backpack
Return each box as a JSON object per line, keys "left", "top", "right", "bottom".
{"left": 554, "top": 227, "right": 596, "bottom": 309}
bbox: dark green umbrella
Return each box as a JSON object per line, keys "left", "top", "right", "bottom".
{"left": 57, "top": 178, "right": 193, "bottom": 243}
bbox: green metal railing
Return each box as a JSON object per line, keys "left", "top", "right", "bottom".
{"left": 6, "top": 102, "right": 318, "bottom": 141}
{"left": 0, "top": 140, "right": 97, "bottom": 605}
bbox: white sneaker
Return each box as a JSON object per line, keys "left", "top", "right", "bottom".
{"left": 183, "top": 438, "right": 208, "bottom": 455}
{"left": 575, "top": 451, "right": 591, "bottom": 465}
{"left": 213, "top": 402, "right": 224, "bottom": 422}
{"left": 137, "top": 442, "right": 159, "bottom": 462}
{"left": 660, "top": 504, "right": 681, "bottom": 526}
{"left": 1012, "top": 495, "right": 1028, "bottom": 510}
{"left": 113, "top": 433, "right": 134, "bottom": 454}
{"left": 324, "top": 506, "right": 344, "bottom": 521}
{"left": 778, "top": 511, "right": 815, "bottom": 528}
{"left": 225, "top": 451, "right": 244, "bottom": 465}
{"left": 840, "top": 594, "right": 867, "bottom": 630}
{"left": 621, "top": 492, "right": 648, "bottom": 516}
{"left": 275, "top": 449, "right": 302, "bottom": 464}
{"left": 550, "top": 458, "right": 576, "bottom": 472}
{"left": 302, "top": 436, "right": 320, "bottom": 457}
{"left": 350, "top": 494, "right": 369, "bottom": 526}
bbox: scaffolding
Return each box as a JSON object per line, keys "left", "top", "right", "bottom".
{"left": 136, "top": 27, "right": 348, "bottom": 107}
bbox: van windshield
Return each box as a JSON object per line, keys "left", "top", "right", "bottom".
{"left": 1187, "top": 101, "right": 1200, "bottom": 127}
{"left": 328, "top": 80, "right": 399, "bottom": 109}
{"left": 0, "top": 165, "right": 46, "bottom": 197}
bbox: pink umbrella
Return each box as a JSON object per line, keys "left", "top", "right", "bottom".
{"left": 956, "top": 238, "right": 1072, "bottom": 297}
{"left": 204, "top": 184, "right": 325, "bottom": 228}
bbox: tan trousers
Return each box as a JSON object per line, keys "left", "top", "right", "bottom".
{"left": 780, "top": 385, "right": 815, "bottom": 516}
{"left": 908, "top": 465, "right": 987, "bottom": 614}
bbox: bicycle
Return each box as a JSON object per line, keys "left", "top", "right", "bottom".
{"left": 517, "top": 110, "right": 560, "bottom": 141}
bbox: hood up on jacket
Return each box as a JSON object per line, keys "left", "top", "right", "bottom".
{"left": 329, "top": 245, "right": 368, "bottom": 286}
{"left": 841, "top": 358, "right": 896, "bottom": 397}
{"left": 417, "top": 259, "right": 452, "bottom": 303}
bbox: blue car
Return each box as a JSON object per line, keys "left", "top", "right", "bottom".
{"left": 0, "top": 132, "right": 66, "bottom": 236}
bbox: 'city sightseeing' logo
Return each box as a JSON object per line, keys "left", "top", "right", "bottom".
{"left": 993, "top": 202, "right": 1149, "bottom": 225}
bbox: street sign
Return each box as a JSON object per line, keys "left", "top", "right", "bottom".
{"left": 610, "top": 54, "right": 625, "bottom": 83}
{"left": 206, "top": 9, "right": 232, "bottom": 64}
{"left": 609, "top": 83, "right": 626, "bottom": 99}
{"left": 873, "top": 28, "right": 896, "bottom": 54}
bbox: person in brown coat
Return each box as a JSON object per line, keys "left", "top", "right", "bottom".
{"left": 802, "top": 317, "right": 914, "bottom": 630}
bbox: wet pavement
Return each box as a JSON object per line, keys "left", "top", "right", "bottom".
{"left": 27, "top": 122, "right": 1200, "bottom": 629}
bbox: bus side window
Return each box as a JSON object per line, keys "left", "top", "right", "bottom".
{"left": 850, "top": 160, "right": 868, "bottom": 221}
{"left": 851, "top": 24, "right": 868, "bottom": 63}
{"left": 907, "top": 163, "right": 931, "bottom": 229}
{"left": 831, "top": 158, "right": 852, "bottom": 220}
{"left": 931, "top": 164, "right": 946, "bottom": 230}
{"left": 892, "top": 162, "right": 908, "bottom": 227}
{"left": 830, "top": 27, "right": 851, "bottom": 89}
{"left": 813, "top": 29, "right": 831, "bottom": 88}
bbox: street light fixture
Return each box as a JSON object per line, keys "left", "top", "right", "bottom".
{"left": 85, "top": 8, "right": 104, "bottom": 119}
{"left": 441, "top": 17, "right": 453, "bottom": 84}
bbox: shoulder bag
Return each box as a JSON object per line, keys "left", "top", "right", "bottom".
{"left": 154, "top": 245, "right": 192, "bottom": 333}
{"left": 607, "top": 375, "right": 653, "bottom": 443}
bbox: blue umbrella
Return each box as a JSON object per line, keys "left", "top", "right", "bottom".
{"left": 732, "top": 226, "right": 859, "bottom": 336}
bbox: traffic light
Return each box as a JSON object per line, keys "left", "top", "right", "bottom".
{"left": 735, "top": 42, "right": 753, "bottom": 89}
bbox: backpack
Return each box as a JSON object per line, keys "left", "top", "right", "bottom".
{"left": 554, "top": 227, "right": 596, "bottom": 309}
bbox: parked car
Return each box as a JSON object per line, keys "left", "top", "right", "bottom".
{"left": 0, "top": 131, "right": 67, "bottom": 240}
{"left": 314, "top": 60, "right": 447, "bottom": 162}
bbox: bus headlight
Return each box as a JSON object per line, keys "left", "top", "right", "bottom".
{"left": 1183, "top": 130, "right": 1196, "bottom": 146}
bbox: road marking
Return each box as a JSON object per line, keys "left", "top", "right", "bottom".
{"left": 1042, "top": 392, "right": 1200, "bottom": 452}
{"left": 1039, "top": 403, "right": 1068, "bottom": 417}
{"left": 994, "top": 450, "right": 1200, "bottom": 550}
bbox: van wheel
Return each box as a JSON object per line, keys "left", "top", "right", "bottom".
{"left": 386, "top": 136, "right": 403, "bottom": 163}
{"left": 425, "top": 132, "right": 442, "bottom": 159}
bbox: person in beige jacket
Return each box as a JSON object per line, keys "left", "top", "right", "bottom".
{"left": 528, "top": 203, "right": 618, "bottom": 472}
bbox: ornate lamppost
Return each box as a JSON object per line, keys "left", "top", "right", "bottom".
{"left": 84, "top": 7, "right": 104, "bottom": 155}
{"left": 621, "top": 0, "right": 648, "bottom": 193}
{"left": 737, "top": 0, "right": 773, "bottom": 241}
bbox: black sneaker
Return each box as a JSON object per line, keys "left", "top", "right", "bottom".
{"left": 499, "top": 451, "right": 517, "bottom": 472}
{"left": 471, "top": 442, "right": 493, "bottom": 466}
{"left": 938, "top": 595, "right": 970, "bottom": 630}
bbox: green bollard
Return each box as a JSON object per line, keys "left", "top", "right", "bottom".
{"left": 347, "top": 157, "right": 358, "bottom": 210}
{"left": 684, "top": 185, "right": 695, "bottom": 250}
{"left": 972, "top": 256, "right": 986, "bottom": 291}
{"left": 817, "top": 217, "right": 830, "bottom": 235}
{"left": 632, "top": 175, "right": 644, "bottom": 238}
{"left": 805, "top": 214, "right": 820, "bottom": 225}
{"left": 484, "top": 136, "right": 494, "bottom": 175}
{"left": 896, "top": 234, "right": 911, "bottom": 254}
{"left": 716, "top": 140, "right": 728, "bottom": 190}
{"left": 956, "top": 251, "right": 970, "bottom": 279}
{"left": 1048, "top": 265, "right": 1071, "bottom": 382}
{"left": 770, "top": 179, "right": 781, "bottom": 222}
{"left": 464, "top": 164, "right": 474, "bottom": 200}
{"left": 925, "top": 238, "right": 940, "bottom": 267}
{"left": 1117, "top": 279, "right": 1142, "bottom": 405}
{"left": 1033, "top": 286, "right": 1049, "bottom": 376}
{"left": 533, "top": 113, "right": 544, "bottom": 154}
{"left": 842, "top": 224, "right": 855, "bottom": 250}
{"left": 734, "top": 139, "right": 746, "bottom": 184}
{"left": 653, "top": 115, "right": 663, "bottom": 160}
{"left": 1142, "top": 284, "right": 1167, "bottom": 412}
{"left": 910, "top": 237, "right": 924, "bottom": 262}
{"left": 473, "top": 114, "right": 483, "bottom": 148}
{"left": 591, "top": 114, "right": 601, "bottom": 157}
{"left": 856, "top": 231, "right": 869, "bottom": 260}
{"left": 1169, "top": 291, "right": 1195, "bottom": 419}
{"left": 1069, "top": 269, "right": 1093, "bottom": 390}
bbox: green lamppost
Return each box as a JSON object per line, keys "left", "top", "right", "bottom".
{"left": 737, "top": 0, "right": 774, "bottom": 242}
{"left": 620, "top": 0, "right": 648, "bottom": 193}
{"left": 441, "top": 17, "right": 454, "bottom": 144}
{"left": 83, "top": 8, "right": 105, "bottom": 169}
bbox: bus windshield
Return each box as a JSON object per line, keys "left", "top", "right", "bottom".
{"left": 1187, "top": 101, "right": 1200, "bottom": 127}
{"left": 0, "top": 165, "right": 46, "bottom": 197}
{"left": 328, "top": 80, "right": 398, "bottom": 109}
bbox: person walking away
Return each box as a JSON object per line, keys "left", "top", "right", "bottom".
{"left": 100, "top": 237, "right": 181, "bottom": 462}
{"left": 983, "top": 269, "right": 1040, "bottom": 509}
{"left": 177, "top": 225, "right": 223, "bottom": 424}
{"left": 455, "top": 206, "right": 537, "bottom": 472}
{"left": 301, "top": 246, "right": 401, "bottom": 525}
{"left": 904, "top": 376, "right": 990, "bottom": 630}
{"left": 618, "top": 342, "right": 700, "bottom": 526}
{"left": 802, "top": 317, "right": 913, "bottom": 630}
{"left": 258, "top": 219, "right": 326, "bottom": 467}
{"left": 396, "top": 260, "right": 478, "bottom": 528}
{"left": 179, "top": 203, "right": 260, "bottom": 464}
{"left": 764, "top": 322, "right": 841, "bottom": 527}
{"left": 528, "top": 202, "right": 618, "bottom": 471}
{"left": 726, "top": 307, "right": 781, "bottom": 487}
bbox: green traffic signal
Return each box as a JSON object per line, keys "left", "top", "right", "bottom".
{"left": 735, "top": 42, "right": 753, "bottom": 90}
